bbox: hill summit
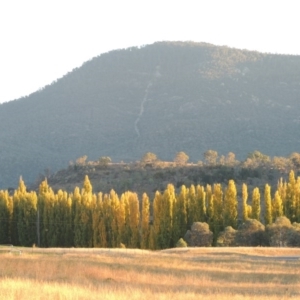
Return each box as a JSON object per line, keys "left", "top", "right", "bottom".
{"left": 1, "top": 41, "right": 300, "bottom": 188}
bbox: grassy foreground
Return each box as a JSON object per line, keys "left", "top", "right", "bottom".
{"left": 0, "top": 247, "right": 300, "bottom": 299}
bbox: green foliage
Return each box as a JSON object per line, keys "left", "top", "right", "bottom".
{"left": 141, "top": 193, "right": 150, "bottom": 249}
{"left": 236, "top": 219, "right": 266, "bottom": 246}
{"left": 264, "top": 184, "right": 272, "bottom": 225}
{"left": 176, "top": 238, "right": 187, "bottom": 248}
{"left": 172, "top": 185, "right": 188, "bottom": 244}
{"left": 3, "top": 168, "right": 300, "bottom": 249}
{"left": 0, "top": 190, "right": 12, "bottom": 244}
{"left": 251, "top": 187, "right": 261, "bottom": 221}
{"left": 242, "top": 183, "right": 248, "bottom": 222}
{"left": 247, "top": 151, "right": 270, "bottom": 162}
{"left": 223, "top": 180, "right": 238, "bottom": 228}
{"left": 153, "top": 184, "right": 175, "bottom": 249}
{"left": 15, "top": 179, "right": 37, "bottom": 247}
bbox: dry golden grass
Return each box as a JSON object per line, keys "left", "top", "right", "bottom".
{"left": 1, "top": 247, "right": 300, "bottom": 299}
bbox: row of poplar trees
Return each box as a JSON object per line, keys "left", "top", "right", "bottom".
{"left": 0, "top": 171, "right": 300, "bottom": 249}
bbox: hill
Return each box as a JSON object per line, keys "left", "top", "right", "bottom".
{"left": 1, "top": 41, "right": 300, "bottom": 188}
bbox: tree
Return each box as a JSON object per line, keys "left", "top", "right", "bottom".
{"left": 289, "top": 152, "right": 300, "bottom": 168}
{"left": 174, "top": 151, "right": 189, "bottom": 165}
{"left": 187, "top": 185, "right": 197, "bottom": 227}
{"left": 204, "top": 150, "right": 218, "bottom": 165}
{"left": 196, "top": 185, "right": 206, "bottom": 222}
{"left": 272, "top": 191, "right": 283, "bottom": 221}
{"left": 153, "top": 185, "right": 175, "bottom": 249}
{"left": 74, "top": 176, "right": 93, "bottom": 247}
{"left": 16, "top": 178, "right": 37, "bottom": 247}
{"left": 140, "top": 193, "right": 150, "bottom": 249}
{"left": 247, "top": 150, "right": 270, "bottom": 162}
{"left": 223, "top": 180, "right": 238, "bottom": 228}
{"left": 285, "top": 170, "right": 297, "bottom": 222}
{"left": 173, "top": 185, "right": 188, "bottom": 244}
{"left": 213, "top": 184, "right": 223, "bottom": 238}
{"left": 226, "top": 152, "right": 238, "bottom": 166}
{"left": 206, "top": 185, "right": 214, "bottom": 229}
{"left": 0, "top": 190, "right": 12, "bottom": 244}
{"left": 264, "top": 184, "right": 272, "bottom": 225}
{"left": 251, "top": 187, "right": 261, "bottom": 221}
{"left": 98, "top": 156, "right": 111, "bottom": 167}
{"left": 141, "top": 152, "right": 158, "bottom": 164}
{"left": 75, "top": 155, "right": 88, "bottom": 166}
{"left": 242, "top": 183, "right": 248, "bottom": 222}
{"left": 127, "top": 192, "right": 140, "bottom": 248}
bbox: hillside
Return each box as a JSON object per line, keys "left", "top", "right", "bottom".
{"left": 1, "top": 41, "right": 300, "bottom": 188}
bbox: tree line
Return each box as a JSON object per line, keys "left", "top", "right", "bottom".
{"left": 0, "top": 170, "right": 300, "bottom": 249}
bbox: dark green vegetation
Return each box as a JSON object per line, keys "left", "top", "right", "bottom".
{"left": 1, "top": 42, "right": 300, "bottom": 188}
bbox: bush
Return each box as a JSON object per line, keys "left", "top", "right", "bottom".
{"left": 184, "top": 222, "right": 213, "bottom": 247}
{"left": 216, "top": 226, "right": 237, "bottom": 247}
{"left": 236, "top": 219, "right": 266, "bottom": 246}
{"left": 176, "top": 238, "right": 187, "bottom": 248}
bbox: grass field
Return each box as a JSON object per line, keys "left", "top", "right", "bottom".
{"left": 1, "top": 247, "right": 300, "bottom": 299}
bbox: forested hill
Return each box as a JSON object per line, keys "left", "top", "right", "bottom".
{"left": 1, "top": 41, "right": 300, "bottom": 188}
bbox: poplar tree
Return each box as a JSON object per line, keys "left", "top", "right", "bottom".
{"left": 172, "top": 185, "right": 187, "bottom": 243}
{"left": 47, "top": 191, "right": 58, "bottom": 247}
{"left": 71, "top": 186, "right": 81, "bottom": 246}
{"left": 277, "top": 178, "right": 287, "bottom": 215}
{"left": 296, "top": 177, "right": 300, "bottom": 222}
{"left": 0, "top": 190, "right": 12, "bottom": 244}
{"left": 38, "top": 179, "right": 52, "bottom": 247}
{"left": 153, "top": 184, "right": 174, "bottom": 249}
{"left": 264, "top": 184, "right": 272, "bottom": 225}
{"left": 141, "top": 193, "right": 150, "bottom": 249}
{"left": 187, "top": 185, "right": 197, "bottom": 227}
{"left": 92, "top": 192, "right": 104, "bottom": 247}
{"left": 128, "top": 192, "right": 140, "bottom": 248}
{"left": 55, "top": 190, "right": 72, "bottom": 247}
{"left": 206, "top": 184, "right": 214, "bottom": 229}
{"left": 102, "top": 193, "right": 112, "bottom": 247}
{"left": 272, "top": 191, "right": 283, "bottom": 220}
{"left": 223, "top": 180, "right": 238, "bottom": 228}
{"left": 74, "top": 175, "right": 93, "bottom": 247}
{"left": 116, "top": 193, "right": 126, "bottom": 246}
{"left": 11, "top": 190, "right": 20, "bottom": 246}
{"left": 213, "top": 183, "right": 223, "bottom": 237}
{"left": 196, "top": 185, "right": 206, "bottom": 222}
{"left": 16, "top": 178, "right": 37, "bottom": 246}
{"left": 110, "top": 189, "right": 120, "bottom": 247}
{"left": 148, "top": 225, "right": 156, "bottom": 250}
{"left": 251, "top": 187, "right": 261, "bottom": 221}
{"left": 286, "top": 170, "right": 296, "bottom": 221}
{"left": 242, "top": 183, "right": 248, "bottom": 221}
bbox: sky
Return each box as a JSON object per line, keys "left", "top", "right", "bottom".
{"left": 0, "top": 0, "right": 299, "bottom": 104}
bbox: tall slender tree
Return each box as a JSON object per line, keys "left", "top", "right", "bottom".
{"left": 272, "top": 191, "right": 283, "bottom": 221}
{"left": 223, "top": 180, "right": 238, "bottom": 228}
{"left": 264, "top": 184, "right": 272, "bottom": 225}
{"left": 251, "top": 187, "right": 261, "bottom": 221}
{"left": 141, "top": 193, "right": 150, "bottom": 249}
{"left": 0, "top": 190, "right": 12, "bottom": 244}
{"left": 242, "top": 183, "right": 248, "bottom": 222}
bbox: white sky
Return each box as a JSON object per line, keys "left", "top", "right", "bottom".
{"left": 0, "top": 0, "right": 299, "bottom": 104}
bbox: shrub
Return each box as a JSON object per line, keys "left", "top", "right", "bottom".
{"left": 176, "top": 238, "right": 187, "bottom": 248}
